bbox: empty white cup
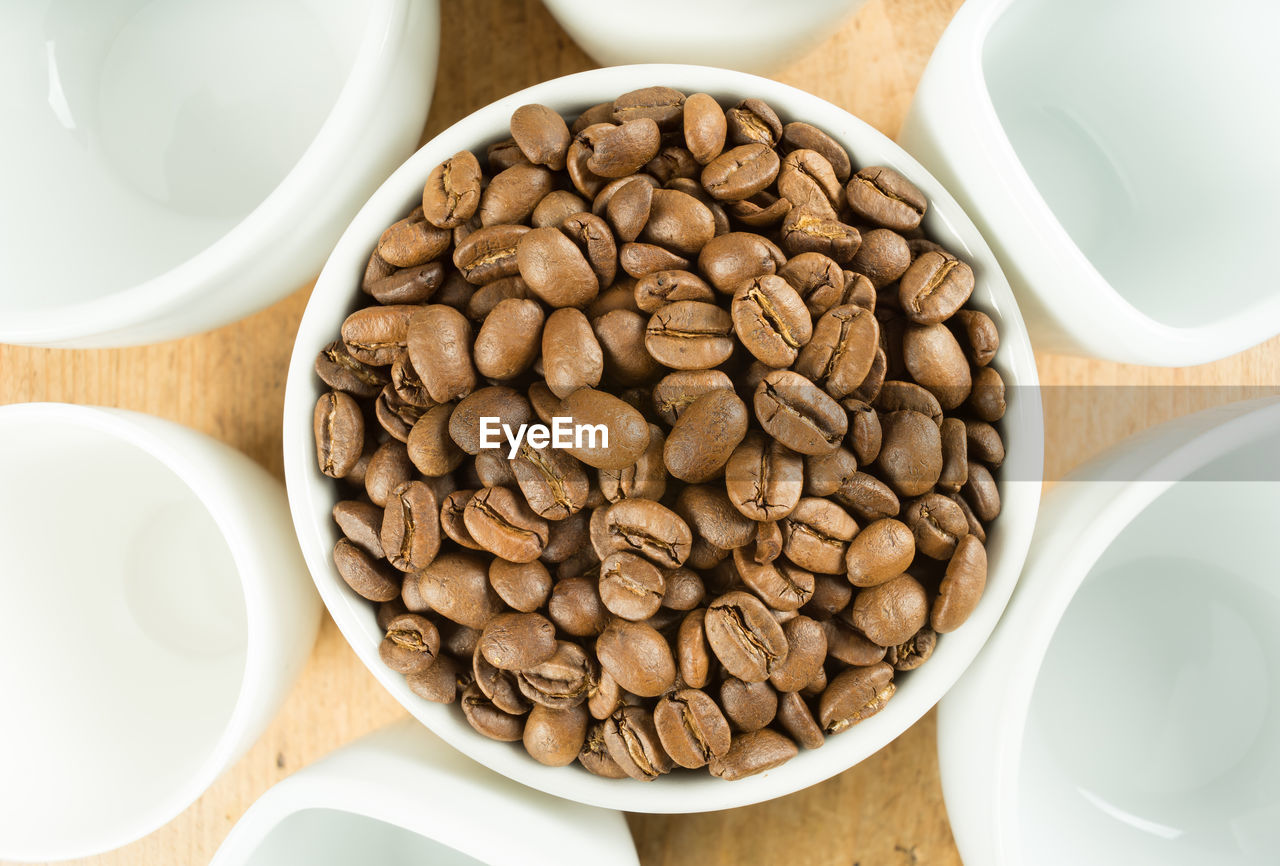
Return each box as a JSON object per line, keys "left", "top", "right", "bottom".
{"left": 938, "top": 397, "right": 1280, "bottom": 865}
{"left": 0, "top": 0, "right": 440, "bottom": 347}
{"left": 900, "top": 0, "right": 1280, "bottom": 365}
{"left": 210, "top": 719, "right": 640, "bottom": 866}
{"left": 0, "top": 403, "right": 321, "bottom": 862}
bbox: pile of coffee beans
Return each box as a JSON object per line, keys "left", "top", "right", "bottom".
{"left": 314, "top": 87, "right": 1005, "bottom": 781}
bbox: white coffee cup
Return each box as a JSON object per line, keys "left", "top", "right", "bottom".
{"left": 210, "top": 719, "right": 640, "bottom": 866}
{"left": 938, "top": 396, "right": 1280, "bottom": 865}
{"left": 0, "top": 403, "right": 321, "bottom": 861}
{"left": 900, "top": 0, "right": 1280, "bottom": 365}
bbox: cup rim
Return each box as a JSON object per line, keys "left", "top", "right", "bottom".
{"left": 0, "top": 402, "right": 284, "bottom": 861}
{"left": 0, "top": 0, "right": 409, "bottom": 346}
{"left": 283, "top": 62, "right": 1044, "bottom": 813}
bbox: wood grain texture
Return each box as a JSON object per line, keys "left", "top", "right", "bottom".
{"left": 2, "top": 0, "right": 1276, "bottom": 864}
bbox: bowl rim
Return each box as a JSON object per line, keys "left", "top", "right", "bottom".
{"left": 938, "top": 396, "right": 1280, "bottom": 866}
{"left": 283, "top": 63, "right": 1045, "bottom": 813}
{"left": 911, "top": 0, "right": 1280, "bottom": 365}
{"left": 0, "top": 0, "right": 409, "bottom": 346}
{"left": 0, "top": 402, "right": 292, "bottom": 861}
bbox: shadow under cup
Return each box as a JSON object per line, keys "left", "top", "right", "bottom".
{"left": 1019, "top": 440, "right": 1280, "bottom": 864}
{"left": 0, "top": 416, "right": 248, "bottom": 859}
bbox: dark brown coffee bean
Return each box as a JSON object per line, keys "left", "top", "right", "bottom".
{"left": 542, "top": 308, "right": 604, "bottom": 398}
{"left": 603, "top": 177, "right": 653, "bottom": 242}
{"left": 904, "top": 323, "right": 972, "bottom": 410}
{"left": 803, "top": 572, "right": 851, "bottom": 620}
{"left": 314, "top": 390, "right": 364, "bottom": 478}
{"left": 651, "top": 370, "right": 732, "bottom": 426}
{"left": 851, "top": 228, "right": 911, "bottom": 288}
{"left": 887, "top": 626, "right": 937, "bottom": 671}
{"left": 732, "top": 549, "right": 815, "bottom": 611}
{"left": 548, "top": 576, "right": 608, "bottom": 637}
{"left": 781, "top": 121, "right": 851, "bottom": 183}
{"left": 341, "top": 305, "right": 415, "bottom": 366}
{"left": 769, "top": 615, "right": 828, "bottom": 693}
{"left": 776, "top": 691, "right": 824, "bottom": 750}
{"left": 875, "top": 380, "right": 943, "bottom": 426}
{"left": 725, "top": 431, "right": 805, "bottom": 521}
{"left": 438, "top": 489, "right": 480, "bottom": 550}
{"left": 379, "top": 481, "right": 441, "bottom": 573}
{"left": 951, "top": 309, "right": 999, "bottom": 367}
{"left": 478, "top": 612, "right": 557, "bottom": 672}
{"left": 876, "top": 410, "right": 943, "bottom": 497}
{"left": 406, "top": 404, "right": 465, "bottom": 477}
{"left": 512, "top": 225, "right": 599, "bottom": 308}
{"left": 846, "top": 166, "right": 926, "bottom": 232}
{"left": 417, "top": 552, "right": 504, "bottom": 629}
{"left": 447, "top": 386, "right": 532, "bottom": 455}
{"left": 599, "top": 423, "right": 667, "bottom": 502}
{"left": 653, "top": 688, "right": 730, "bottom": 769}
{"left": 461, "top": 682, "right": 524, "bottom": 742}
{"left": 389, "top": 353, "right": 435, "bottom": 409}
{"left": 701, "top": 143, "right": 780, "bottom": 201}
{"left": 367, "top": 437, "right": 416, "bottom": 509}
{"left": 950, "top": 491, "right": 986, "bottom": 544}
{"left": 644, "top": 300, "right": 735, "bottom": 370}
{"left": 512, "top": 441, "right": 590, "bottom": 521}
{"left": 723, "top": 98, "right": 780, "bottom": 147}
{"left": 473, "top": 646, "right": 533, "bottom": 715}
{"left": 579, "top": 722, "right": 628, "bottom": 778}
{"left": 645, "top": 146, "right": 700, "bottom": 186}
{"left": 333, "top": 500, "right": 384, "bottom": 558}
{"left": 795, "top": 304, "right": 880, "bottom": 400}
{"left": 473, "top": 299, "right": 544, "bottom": 380}
{"left": 965, "top": 419, "right": 1005, "bottom": 468}
{"left": 709, "top": 729, "right": 797, "bottom": 780}
{"left": 720, "top": 677, "right": 778, "bottom": 732}
{"left": 967, "top": 366, "right": 1006, "bottom": 423}
{"left": 373, "top": 385, "right": 424, "bottom": 443}
{"left": 405, "top": 654, "right": 468, "bottom": 704}
{"left": 849, "top": 574, "right": 928, "bottom": 646}
{"left": 704, "top": 591, "right": 789, "bottom": 682}
{"left": 898, "top": 251, "right": 974, "bottom": 325}
{"left": 586, "top": 118, "right": 662, "bottom": 177}
{"left": 822, "top": 617, "right": 887, "bottom": 666}
{"left": 780, "top": 498, "right": 858, "bottom": 574}
{"left": 464, "top": 275, "right": 527, "bottom": 321}
{"left": 532, "top": 189, "right": 588, "bottom": 228}
{"left": 597, "top": 619, "right": 676, "bottom": 698}
{"left": 804, "top": 447, "right": 858, "bottom": 498}
{"left": 963, "top": 462, "right": 1001, "bottom": 522}
{"left": 463, "top": 486, "right": 549, "bottom": 563}
{"left": 779, "top": 209, "right": 861, "bottom": 264}
{"left": 845, "top": 518, "right": 915, "bottom": 587}
{"left": 683, "top": 92, "right": 727, "bottom": 164}
{"left": 604, "top": 705, "right": 673, "bottom": 781}
{"left": 523, "top": 703, "right": 589, "bottom": 767}
{"left": 379, "top": 613, "right": 440, "bottom": 674}
{"left": 676, "top": 608, "right": 712, "bottom": 688}
{"left": 556, "top": 386, "right": 651, "bottom": 470}
{"left": 510, "top": 103, "right": 571, "bottom": 170}
{"left": 754, "top": 370, "right": 847, "bottom": 455}
{"left": 406, "top": 305, "right": 476, "bottom": 403}
{"left": 561, "top": 211, "right": 619, "bottom": 288}
{"left": 847, "top": 344, "right": 887, "bottom": 404}
{"left": 613, "top": 86, "right": 685, "bottom": 129}
{"left": 452, "top": 223, "right": 528, "bottom": 285}
{"left": 818, "top": 663, "right": 895, "bottom": 733}
{"left": 598, "top": 551, "right": 666, "bottom": 621}
{"left": 422, "top": 150, "right": 483, "bottom": 229}
{"left": 904, "top": 492, "right": 968, "bottom": 560}
{"left": 833, "top": 470, "right": 900, "bottom": 521}
{"left": 538, "top": 510, "right": 589, "bottom": 565}
{"left": 938, "top": 416, "right": 969, "bottom": 493}
{"left": 333, "top": 537, "right": 400, "bottom": 602}
{"left": 593, "top": 308, "right": 662, "bottom": 384}
{"left": 487, "top": 137, "right": 530, "bottom": 173}
{"left": 663, "top": 389, "right": 748, "bottom": 483}
{"left": 518, "top": 641, "right": 593, "bottom": 709}
{"left": 731, "top": 275, "right": 812, "bottom": 367}
{"left": 697, "top": 231, "right": 785, "bottom": 293}
{"left": 315, "top": 341, "right": 388, "bottom": 398}
{"left": 674, "top": 485, "right": 756, "bottom": 553}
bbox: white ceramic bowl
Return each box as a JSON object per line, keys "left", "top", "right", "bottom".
{"left": 541, "top": 0, "right": 868, "bottom": 75}
{"left": 0, "top": 0, "right": 439, "bottom": 348}
{"left": 939, "top": 397, "right": 1280, "bottom": 866}
{"left": 899, "top": 0, "right": 1280, "bottom": 366}
{"left": 283, "top": 64, "right": 1044, "bottom": 813}
{"left": 0, "top": 403, "right": 321, "bottom": 862}
{"left": 210, "top": 719, "right": 639, "bottom": 866}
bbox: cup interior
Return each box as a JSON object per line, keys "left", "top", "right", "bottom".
{"left": 1017, "top": 431, "right": 1280, "bottom": 864}
{"left": 0, "top": 410, "right": 249, "bottom": 858}
{"left": 241, "top": 809, "right": 483, "bottom": 866}
{"left": 0, "top": 0, "right": 365, "bottom": 313}
{"left": 982, "top": 0, "right": 1280, "bottom": 329}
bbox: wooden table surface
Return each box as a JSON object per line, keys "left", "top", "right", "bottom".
{"left": 4, "top": 1, "right": 1277, "bottom": 864}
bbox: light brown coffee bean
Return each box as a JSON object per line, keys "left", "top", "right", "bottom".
{"left": 833, "top": 470, "right": 901, "bottom": 522}
{"left": 598, "top": 498, "right": 692, "bottom": 568}
{"left": 776, "top": 691, "right": 825, "bottom": 750}
{"left": 473, "top": 299, "right": 545, "bottom": 381}
{"left": 932, "top": 534, "right": 987, "bottom": 633}
{"left": 613, "top": 86, "right": 685, "bottom": 128}
{"left": 478, "top": 611, "right": 557, "bottom": 672}
{"left": 641, "top": 188, "right": 716, "bottom": 255}
{"left": 381, "top": 481, "right": 441, "bottom": 572}
{"left": 379, "top": 613, "right": 440, "bottom": 674}
{"left": 965, "top": 419, "right": 1006, "bottom": 468}
{"left": 732, "top": 549, "right": 815, "bottom": 611}
{"left": 315, "top": 340, "right": 389, "bottom": 399}
{"left": 849, "top": 574, "right": 928, "bottom": 646}
{"left": 515, "top": 225, "right": 600, "bottom": 308}
{"left": 599, "top": 423, "right": 667, "bottom": 502}
{"left": 769, "top": 615, "right": 828, "bottom": 693}
{"left": 968, "top": 366, "right": 1006, "bottom": 423}
{"left": 663, "top": 389, "right": 749, "bottom": 483}
{"left": 674, "top": 485, "right": 757, "bottom": 552}
{"left": 731, "top": 275, "right": 813, "bottom": 367}
{"left": 875, "top": 380, "right": 943, "bottom": 426}
{"left": 803, "top": 572, "right": 851, "bottom": 620}
{"left": 701, "top": 143, "right": 781, "bottom": 201}
{"left": 479, "top": 164, "right": 554, "bottom": 226}
{"left": 654, "top": 688, "right": 731, "bottom": 769}
{"left": 754, "top": 370, "right": 847, "bottom": 455}
{"left": 488, "top": 558, "right": 552, "bottom": 613}
{"left": 547, "top": 576, "right": 608, "bottom": 637}
{"left": 644, "top": 300, "right": 735, "bottom": 370}
{"left": 518, "top": 640, "right": 594, "bottom": 709}
{"left": 777, "top": 149, "right": 843, "bottom": 216}
{"left": 523, "top": 703, "right": 589, "bottom": 767}
{"left": 781, "top": 121, "right": 852, "bottom": 182}
{"left": 845, "top": 400, "right": 882, "bottom": 466}
{"left": 905, "top": 492, "right": 969, "bottom": 560}
{"left": 676, "top": 608, "right": 712, "bottom": 688}
{"left": 597, "top": 619, "right": 676, "bottom": 698}
{"left": 314, "top": 390, "right": 364, "bottom": 478}
{"left": 448, "top": 386, "right": 533, "bottom": 455}
{"left": 778, "top": 252, "right": 845, "bottom": 316}
{"left": 725, "top": 431, "right": 805, "bottom": 521}
{"left": 660, "top": 567, "right": 706, "bottom": 610}
{"left": 333, "top": 500, "right": 384, "bottom": 558}
{"left": 963, "top": 462, "right": 1001, "bottom": 522}
{"left": 422, "top": 150, "right": 483, "bottom": 228}
{"left": 407, "top": 305, "right": 476, "bottom": 404}
{"left": 618, "top": 241, "right": 690, "bottom": 278}
{"left": 795, "top": 304, "right": 880, "bottom": 400}
{"left": 709, "top": 729, "right": 797, "bottom": 780}
{"left": 463, "top": 486, "right": 549, "bottom": 563}
{"left": 407, "top": 404, "right": 466, "bottom": 477}
{"left": 341, "top": 304, "right": 415, "bottom": 366}
{"left": 333, "top": 537, "right": 400, "bottom": 602}
{"left": 898, "top": 251, "right": 974, "bottom": 325}
{"left": 704, "top": 591, "right": 789, "bottom": 682}
{"left": 598, "top": 551, "right": 666, "bottom": 621}
{"left": 720, "top": 677, "right": 778, "bottom": 732}
{"left": 417, "top": 552, "right": 503, "bottom": 629}
{"left": 697, "top": 231, "right": 785, "bottom": 293}
{"left": 453, "top": 223, "right": 529, "bottom": 285}
{"left": 461, "top": 683, "right": 525, "bottom": 742}
{"left": 633, "top": 270, "right": 715, "bottom": 313}
{"left": 542, "top": 308, "right": 604, "bottom": 398}
{"left": 579, "top": 722, "right": 628, "bottom": 778}
{"left": 683, "top": 93, "right": 727, "bottom": 164}
{"left": 904, "top": 323, "right": 972, "bottom": 410}
{"left": 822, "top": 617, "right": 888, "bottom": 666}
{"left": 586, "top": 118, "right": 662, "bottom": 177}
{"left": 510, "top": 103, "right": 571, "bottom": 170}
{"left": 781, "top": 497, "right": 858, "bottom": 574}
{"left": 779, "top": 209, "right": 861, "bottom": 264}
{"left": 603, "top": 176, "right": 653, "bottom": 242}
{"left": 951, "top": 309, "right": 1000, "bottom": 367}
{"left": 603, "top": 706, "right": 673, "bottom": 781}
{"left": 845, "top": 518, "right": 915, "bottom": 587}
{"left": 876, "top": 410, "right": 943, "bottom": 497}
{"left": 818, "top": 663, "right": 895, "bottom": 733}
{"left": 593, "top": 308, "right": 663, "bottom": 384}
{"left": 532, "top": 189, "right": 588, "bottom": 228}
{"left": 405, "top": 655, "right": 467, "bottom": 704}
{"left": 511, "top": 441, "right": 589, "bottom": 520}
{"left": 938, "top": 416, "right": 969, "bottom": 493}
{"left": 727, "top": 191, "right": 792, "bottom": 228}
{"left": 846, "top": 166, "right": 926, "bottom": 232}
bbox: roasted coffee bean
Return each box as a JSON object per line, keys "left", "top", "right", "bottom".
{"left": 963, "top": 462, "right": 1001, "bottom": 522}
{"left": 604, "top": 177, "right": 653, "bottom": 242}
{"left": 904, "top": 492, "right": 968, "bottom": 560}
{"left": 479, "top": 164, "right": 554, "bottom": 226}
{"left": 375, "top": 385, "right": 425, "bottom": 443}
{"left": 845, "top": 518, "right": 915, "bottom": 587}
{"left": 780, "top": 497, "right": 858, "bottom": 574}
{"left": 938, "top": 417, "right": 969, "bottom": 493}
{"left": 488, "top": 558, "right": 552, "bottom": 613}
{"left": 822, "top": 617, "right": 888, "bottom": 666}
{"left": 769, "top": 615, "right": 828, "bottom": 693}
{"left": 439, "top": 490, "right": 481, "bottom": 551}
{"left": 634, "top": 270, "right": 715, "bottom": 313}
{"left": 588, "top": 668, "right": 626, "bottom": 721}
{"left": 660, "top": 567, "right": 706, "bottom": 610}
{"left": 314, "top": 390, "right": 364, "bottom": 478}
{"left": 684, "top": 93, "right": 727, "bottom": 164}
{"left": 845, "top": 400, "right": 882, "bottom": 465}
{"left": 754, "top": 370, "right": 847, "bottom": 455}
{"left": 709, "top": 729, "right": 797, "bottom": 780}
{"left": 341, "top": 304, "right": 415, "bottom": 366}
{"left": 583, "top": 118, "right": 661, "bottom": 178}
{"left": 405, "top": 655, "right": 468, "bottom": 704}
{"left": 777, "top": 149, "right": 843, "bottom": 217}
{"left": 542, "top": 308, "right": 604, "bottom": 398}
{"left": 751, "top": 519, "right": 784, "bottom": 564}
{"left": 899, "top": 251, "right": 974, "bottom": 325}
{"left": 599, "top": 551, "right": 666, "bottom": 621}
{"left": 487, "top": 137, "right": 530, "bottom": 173}
{"left": 604, "top": 706, "right": 673, "bottom": 781}
{"left": 732, "top": 549, "right": 815, "bottom": 611}
{"left": 651, "top": 370, "right": 733, "bottom": 426}
{"left": 461, "top": 682, "right": 525, "bottom": 742}
{"left": 778, "top": 252, "right": 845, "bottom": 316}
{"left": 903, "top": 323, "right": 972, "bottom": 410}
{"left": 795, "top": 304, "right": 880, "bottom": 400}
{"left": 779, "top": 209, "right": 861, "bottom": 263}
{"left": 676, "top": 608, "right": 712, "bottom": 688}
{"left": 848, "top": 574, "right": 928, "bottom": 646}
{"left": 464, "top": 275, "right": 527, "bottom": 321}
{"left": 887, "top": 626, "right": 937, "bottom": 671}
{"left": 473, "top": 646, "right": 533, "bottom": 714}
{"left": 701, "top": 143, "right": 780, "bottom": 201}
{"left": 851, "top": 228, "right": 911, "bottom": 288}
{"left": 731, "top": 275, "right": 812, "bottom": 367}
{"left": 463, "top": 486, "right": 549, "bottom": 563}
{"left": 315, "top": 341, "right": 388, "bottom": 398}
{"left": 833, "top": 470, "right": 901, "bottom": 521}
{"left": 704, "top": 591, "right": 789, "bottom": 682}
{"left": 510, "top": 103, "right": 571, "bottom": 170}
{"left": 847, "top": 344, "right": 887, "bottom": 403}
{"left": 725, "top": 431, "right": 805, "bottom": 521}
{"left": 364, "top": 441, "right": 413, "bottom": 510}
{"left": 416, "top": 552, "right": 503, "bottom": 629}
{"left": 593, "top": 309, "right": 664, "bottom": 384}
{"left": 725, "top": 98, "right": 781, "bottom": 147}
{"left": 675, "top": 485, "right": 757, "bottom": 552}
{"left": 557, "top": 387, "right": 651, "bottom": 470}
{"left": 518, "top": 640, "right": 593, "bottom": 709}
{"left": 781, "top": 121, "right": 852, "bottom": 182}
{"left": 663, "top": 389, "right": 748, "bottom": 482}
{"left": 846, "top": 166, "right": 926, "bottom": 232}
{"left": 874, "top": 380, "right": 943, "bottom": 426}
{"left": 422, "top": 150, "right": 483, "bottom": 228}
{"left": 697, "top": 231, "right": 785, "bottom": 293}
{"left": 951, "top": 309, "right": 999, "bottom": 367}
{"left": 512, "top": 441, "right": 590, "bottom": 520}
{"left": 333, "top": 500, "right": 384, "bottom": 557}
{"left": 561, "top": 212, "right": 619, "bottom": 288}
{"left": 600, "top": 423, "right": 667, "bottom": 502}
{"left": 804, "top": 447, "right": 859, "bottom": 498}
{"left": 333, "top": 537, "right": 400, "bottom": 602}
{"left": 968, "top": 366, "right": 1006, "bottom": 423}
{"left": 448, "top": 386, "right": 533, "bottom": 455}
{"left": 776, "top": 690, "right": 825, "bottom": 749}
{"left": 379, "top": 613, "right": 440, "bottom": 674}
{"left": 803, "top": 572, "right": 851, "bottom": 620}
{"left": 598, "top": 498, "right": 692, "bottom": 568}
{"left": 965, "top": 419, "right": 1006, "bottom": 468}
{"left": 642, "top": 188, "right": 715, "bottom": 255}
{"left": 818, "top": 663, "right": 895, "bottom": 732}
{"left": 951, "top": 491, "right": 987, "bottom": 544}
{"left": 474, "top": 299, "right": 544, "bottom": 380}
{"left": 580, "top": 722, "right": 629, "bottom": 778}
{"left": 654, "top": 688, "right": 731, "bottom": 769}
{"left": 876, "top": 410, "right": 943, "bottom": 496}
{"left": 479, "top": 612, "right": 557, "bottom": 671}
{"left": 514, "top": 225, "right": 600, "bottom": 308}
{"left": 727, "top": 191, "right": 792, "bottom": 228}
{"left": 619, "top": 241, "right": 691, "bottom": 278}
{"left": 523, "top": 703, "right": 589, "bottom": 767}
{"left": 548, "top": 576, "right": 608, "bottom": 637}
{"left": 406, "top": 305, "right": 476, "bottom": 403}
{"left": 613, "top": 85, "right": 685, "bottom": 129}
{"left": 644, "top": 300, "right": 735, "bottom": 370}
{"left": 453, "top": 223, "right": 528, "bottom": 285}
{"left": 597, "top": 619, "right": 676, "bottom": 698}
{"left": 532, "top": 189, "right": 588, "bottom": 228}
{"left": 390, "top": 354, "right": 434, "bottom": 409}
{"left": 381, "top": 481, "right": 441, "bottom": 572}
{"left": 720, "top": 677, "right": 778, "bottom": 732}
{"left": 407, "top": 404, "right": 465, "bottom": 477}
